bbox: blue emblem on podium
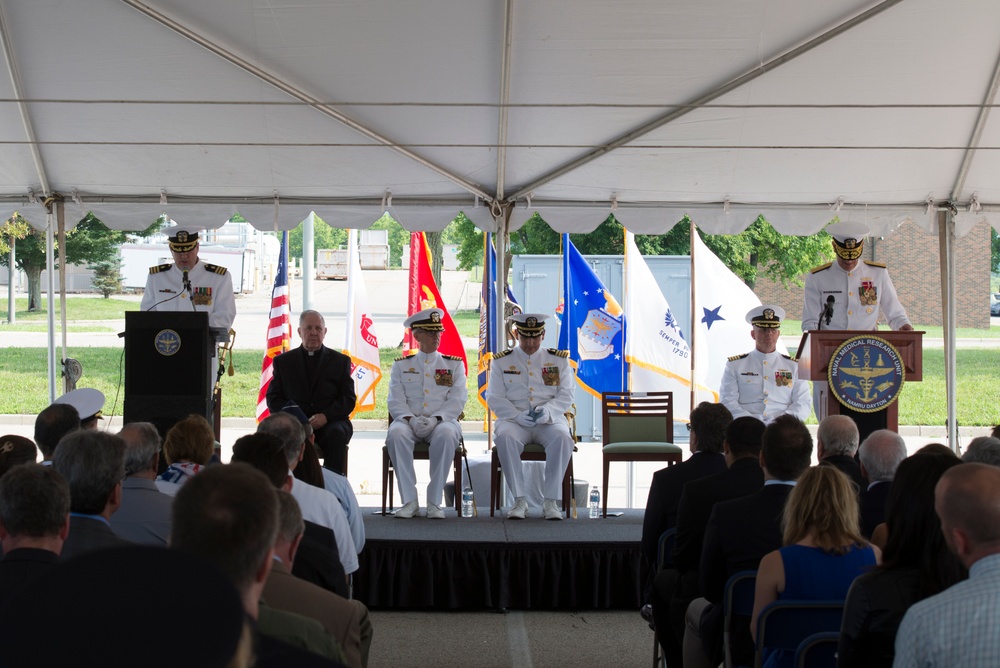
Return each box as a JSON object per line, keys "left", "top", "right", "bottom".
{"left": 155, "top": 329, "right": 181, "bottom": 357}
{"left": 828, "top": 335, "right": 905, "bottom": 413}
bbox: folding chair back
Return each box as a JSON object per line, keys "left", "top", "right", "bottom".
{"left": 754, "top": 601, "right": 843, "bottom": 668}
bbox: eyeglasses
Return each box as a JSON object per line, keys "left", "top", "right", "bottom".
{"left": 685, "top": 423, "right": 692, "bottom": 432}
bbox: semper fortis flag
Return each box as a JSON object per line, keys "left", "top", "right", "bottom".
{"left": 344, "top": 229, "right": 382, "bottom": 416}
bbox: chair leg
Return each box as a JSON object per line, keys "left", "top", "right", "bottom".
{"left": 602, "top": 457, "right": 611, "bottom": 518}
{"left": 452, "top": 449, "right": 463, "bottom": 513}
{"left": 562, "top": 456, "right": 573, "bottom": 517}
{"left": 381, "top": 448, "right": 390, "bottom": 516}
{"left": 490, "top": 449, "right": 500, "bottom": 517}
{"left": 652, "top": 628, "right": 660, "bottom": 668}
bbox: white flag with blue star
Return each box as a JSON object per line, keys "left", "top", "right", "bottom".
{"left": 692, "top": 230, "right": 788, "bottom": 402}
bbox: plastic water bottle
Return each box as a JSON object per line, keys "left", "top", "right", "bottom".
{"left": 462, "top": 487, "right": 474, "bottom": 518}
{"left": 589, "top": 486, "right": 600, "bottom": 519}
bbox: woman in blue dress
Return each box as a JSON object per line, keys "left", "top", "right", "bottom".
{"left": 751, "top": 465, "right": 880, "bottom": 668}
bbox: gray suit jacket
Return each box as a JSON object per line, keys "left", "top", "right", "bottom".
{"left": 110, "top": 478, "right": 173, "bottom": 546}
{"left": 62, "top": 515, "right": 133, "bottom": 561}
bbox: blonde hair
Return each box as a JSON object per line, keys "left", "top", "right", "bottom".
{"left": 163, "top": 414, "right": 216, "bottom": 465}
{"left": 783, "top": 465, "right": 865, "bottom": 554}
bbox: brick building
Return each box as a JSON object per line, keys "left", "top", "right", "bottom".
{"left": 755, "top": 220, "right": 992, "bottom": 330}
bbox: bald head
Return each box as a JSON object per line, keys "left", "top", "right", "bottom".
{"left": 858, "top": 429, "right": 907, "bottom": 482}
{"left": 935, "top": 463, "right": 1000, "bottom": 566}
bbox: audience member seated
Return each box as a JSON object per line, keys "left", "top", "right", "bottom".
{"left": 961, "top": 436, "right": 1000, "bottom": 466}
{"left": 52, "top": 430, "right": 132, "bottom": 559}
{"left": 155, "top": 414, "right": 215, "bottom": 496}
{"left": 0, "top": 545, "right": 253, "bottom": 668}
{"left": 991, "top": 424, "right": 1000, "bottom": 440}
{"left": 688, "top": 414, "right": 814, "bottom": 668}
{"left": 0, "top": 464, "right": 69, "bottom": 606}
{"left": 33, "top": 402, "right": 80, "bottom": 464}
{"left": 110, "top": 422, "right": 173, "bottom": 546}
{"left": 232, "top": 432, "right": 350, "bottom": 599}
{"left": 838, "top": 451, "right": 966, "bottom": 667}
{"left": 751, "top": 466, "right": 880, "bottom": 668}
{"left": 661, "top": 417, "right": 766, "bottom": 664}
{"left": 645, "top": 401, "right": 732, "bottom": 666}
{"left": 893, "top": 463, "right": 1000, "bottom": 666}
{"left": 817, "top": 414, "right": 866, "bottom": 491}
{"left": 53, "top": 387, "right": 105, "bottom": 430}
{"left": 0, "top": 435, "right": 37, "bottom": 477}
{"left": 265, "top": 490, "right": 371, "bottom": 668}
{"left": 287, "top": 407, "right": 365, "bottom": 554}
{"left": 857, "top": 429, "right": 908, "bottom": 538}
{"left": 171, "top": 462, "right": 347, "bottom": 666}
{"left": 258, "top": 412, "right": 358, "bottom": 575}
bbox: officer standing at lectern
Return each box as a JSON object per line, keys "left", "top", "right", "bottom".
{"left": 140, "top": 226, "right": 236, "bottom": 331}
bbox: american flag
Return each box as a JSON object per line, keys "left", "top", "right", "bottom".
{"left": 256, "top": 231, "right": 292, "bottom": 422}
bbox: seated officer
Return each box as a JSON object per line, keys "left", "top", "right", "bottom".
{"left": 719, "top": 305, "right": 810, "bottom": 424}
{"left": 53, "top": 388, "right": 105, "bottom": 430}
{"left": 385, "top": 308, "right": 467, "bottom": 519}
{"left": 487, "top": 314, "right": 575, "bottom": 521}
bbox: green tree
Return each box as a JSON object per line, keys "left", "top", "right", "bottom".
{"left": 91, "top": 257, "right": 123, "bottom": 298}
{"left": 288, "top": 214, "right": 348, "bottom": 263}
{"left": 992, "top": 227, "right": 999, "bottom": 274}
{"left": 1, "top": 212, "right": 161, "bottom": 310}
{"left": 0, "top": 213, "right": 30, "bottom": 258}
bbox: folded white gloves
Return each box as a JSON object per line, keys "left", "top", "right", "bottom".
{"left": 410, "top": 416, "right": 437, "bottom": 440}
{"left": 532, "top": 405, "right": 554, "bottom": 425}
{"left": 514, "top": 411, "right": 537, "bottom": 428}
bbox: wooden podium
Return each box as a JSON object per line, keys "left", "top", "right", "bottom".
{"left": 797, "top": 330, "right": 923, "bottom": 434}
{"left": 123, "top": 311, "right": 215, "bottom": 438}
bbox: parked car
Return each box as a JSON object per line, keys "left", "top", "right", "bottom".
{"left": 992, "top": 293, "right": 1000, "bottom": 316}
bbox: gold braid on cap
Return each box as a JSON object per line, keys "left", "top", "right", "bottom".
{"left": 832, "top": 236, "right": 864, "bottom": 260}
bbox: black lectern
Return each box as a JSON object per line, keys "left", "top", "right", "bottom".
{"left": 124, "top": 311, "right": 214, "bottom": 437}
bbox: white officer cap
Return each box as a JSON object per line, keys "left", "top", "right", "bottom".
{"left": 509, "top": 313, "right": 549, "bottom": 337}
{"left": 167, "top": 226, "right": 204, "bottom": 252}
{"left": 745, "top": 305, "right": 785, "bottom": 329}
{"left": 826, "top": 222, "right": 869, "bottom": 260}
{"left": 404, "top": 307, "right": 445, "bottom": 331}
{"left": 53, "top": 388, "right": 105, "bottom": 425}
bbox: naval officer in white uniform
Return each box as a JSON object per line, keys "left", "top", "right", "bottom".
{"left": 488, "top": 313, "right": 575, "bottom": 521}
{"left": 720, "top": 305, "right": 811, "bottom": 424}
{"left": 385, "top": 308, "right": 467, "bottom": 519}
{"left": 802, "top": 221, "right": 912, "bottom": 333}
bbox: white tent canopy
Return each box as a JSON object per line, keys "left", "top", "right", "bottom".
{"left": 1, "top": 0, "right": 1000, "bottom": 236}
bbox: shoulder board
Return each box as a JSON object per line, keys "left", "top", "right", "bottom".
{"left": 781, "top": 353, "right": 796, "bottom": 362}
{"left": 547, "top": 348, "right": 570, "bottom": 358}
{"left": 728, "top": 353, "right": 749, "bottom": 362}
{"left": 443, "top": 354, "right": 464, "bottom": 362}
{"left": 148, "top": 263, "right": 172, "bottom": 274}
{"left": 863, "top": 260, "right": 887, "bottom": 269}
{"left": 203, "top": 263, "right": 228, "bottom": 275}
{"left": 810, "top": 262, "right": 833, "bottom": 274}
{"left": 493, "top": 350, "right": 511, "bottom": 359}
{"left": 393, "top": 353, "right": 416, "bottom": 363}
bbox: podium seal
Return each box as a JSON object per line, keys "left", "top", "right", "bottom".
{"left": 154, "top": 329, "right": 182, "bottom": 356}
{"left": 828, "top": 335, "right": 905, "bottom": 413}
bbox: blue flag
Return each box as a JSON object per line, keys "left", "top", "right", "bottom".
{"left": 557, "top": 234, "right": 626, "bottom": 397}
{"left": 477, "top": 234, "right": 497, "bottom": 408}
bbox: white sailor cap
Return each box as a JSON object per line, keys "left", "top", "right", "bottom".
{"left": 746, "top": 305, "right": 785, "bottom": 329}
{"left": 404, "top": 307, "right": 445, "bottom": 331}
{"left": 53, "top": 388, "right": 105, "bottom": 424}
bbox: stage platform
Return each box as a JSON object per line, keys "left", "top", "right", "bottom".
{"left": 353, "top": 507, "right": 644, "bottom": 611}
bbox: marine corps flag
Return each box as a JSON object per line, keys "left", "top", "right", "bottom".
{"left": 403, "top": 231, "right": 468, "bottom": 373}
{"left": 557, "top": 234, "right": 626, "bottom": 397}
{"left": 255, "top": 231, "right": 292, "bottom": 422}
{"left": 344, "top": 229, "right": 382, "bottom": 417}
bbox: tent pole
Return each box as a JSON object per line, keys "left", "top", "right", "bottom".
{"left": 45, "top": 209, "right": 56, "bottom": 403}
{"left": 937, "top": 209, "right": 959, "bottom": 451}
{"left": 689, "top": 221, "right": 697, "bottom": 418}
{"left": 58, "top": 202, "right": 68, "bottom": 393}
{"left": 302, "top": 212, "right": 315, "bottom": 313}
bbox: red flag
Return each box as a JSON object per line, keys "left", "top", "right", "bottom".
{"left": 256, "top": 231, "right": 292, "bottom": 422}
{"left": 403, "top": 231, "right": 468, "bottom": 373}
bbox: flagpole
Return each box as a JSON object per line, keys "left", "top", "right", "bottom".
{"left": 690, "top": 221, "right": 697, "bottom": 415}
{"left": 624, "top": 228, "right": 631, "bottom": 393}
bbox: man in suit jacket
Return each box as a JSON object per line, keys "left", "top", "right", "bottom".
{"left": 0, "top": 464, "right": 69, "bottom": 606}
{"left": 268, "top": 310, "right": 357, "bottom": 474}
{"left": 51, "top": 430, "right": 133, "bottom": 560}
{"left": 858, "top": 429, "right": 907, "bottom": 538}
{"left": 687, "top": 415, "right": 814, "bottom": 668}
{"left": 265, "top": 491, "right": 372, "bottom": 668}
{"left": 110, "top": 422, "right": 173, "bottom": 545}
{"left": 817, "top": 414, "right": 866, "bottom": 492}
{"left": 645, "top": 401, "right": 732, "bottom": 667}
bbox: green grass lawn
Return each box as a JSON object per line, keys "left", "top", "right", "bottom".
{"left": 780, "top": 318, "right": 1000, "bottom": 340}
{"left": 0, "top": 345, "right": 994, "bottom": 425}
{"left": 0, "top": 297, "right": 140, "bottom": 321}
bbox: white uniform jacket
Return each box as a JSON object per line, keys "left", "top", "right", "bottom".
{"left": 802, "top": 260, "right": 910, "bottom": 332}
{"left": 487, "top": 347, "right": 574, "bottom": 424}
{"left": 140, "top": 260, "right": 237, "bottom": 330}
{"left": 387, "top": 350, "right": 467, "bottom": 421}
{"left": 719, "top": 349, "right": 811, "bottom": 424}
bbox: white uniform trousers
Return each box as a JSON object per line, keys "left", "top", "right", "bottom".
{"left": 385, "top": 420, "right": 461, "bottom": 507}
{"left": 495, "top": 420, "right": 573, "bottom": 501}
